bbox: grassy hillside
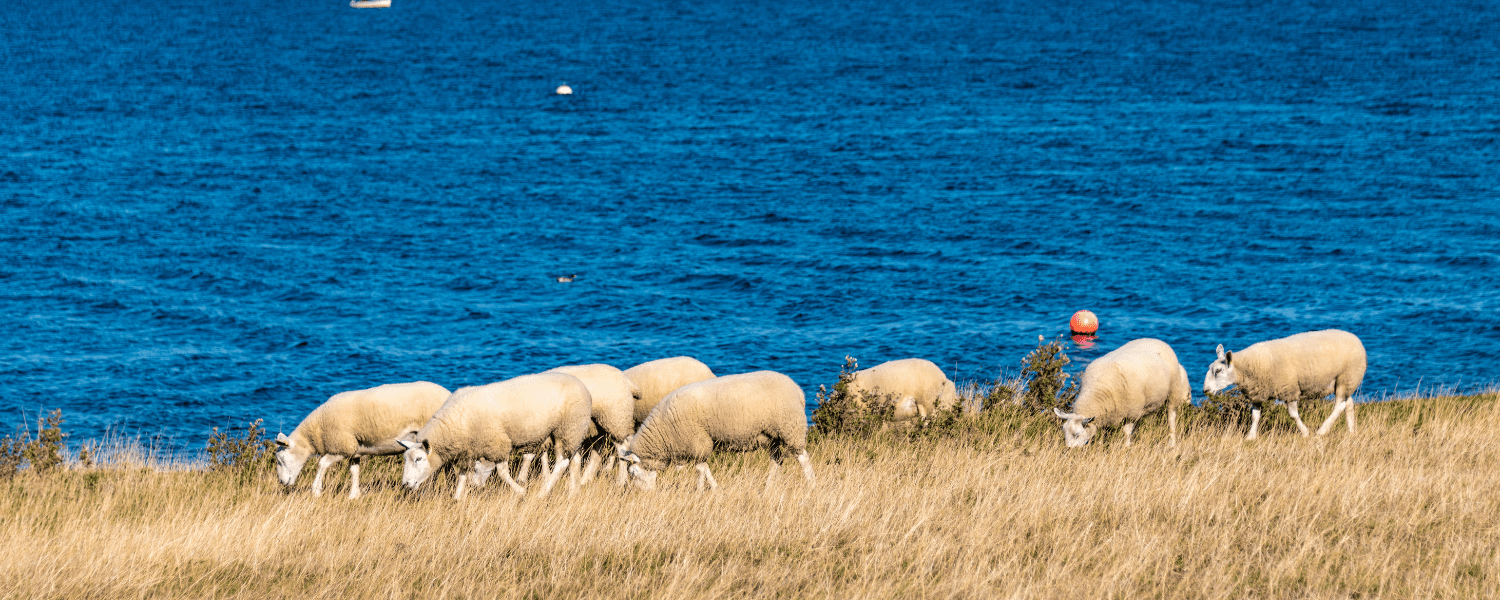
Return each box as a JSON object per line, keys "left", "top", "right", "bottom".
{"left": 2, "top": 391, "right": 1496, "bottom": 599}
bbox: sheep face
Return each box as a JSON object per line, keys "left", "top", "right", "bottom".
{"left": 273, "top": 432, "right": 312, "bottom": 487}
{"left": 398, "top": 439, "right": 442, "bottom": 490}
{"left": 1203, "top": 344, "right": 1239, "bottom": 394}
{"left": 1052, "top": 408, "right": 1097, "bottom": 447}
{"left": 621, "top": 452, "right": 659, "bottom": 491}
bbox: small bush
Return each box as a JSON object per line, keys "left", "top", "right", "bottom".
{"left": 1016, "top": 336, "right": 1078, "bottom": 413}
{"left": 0, "top": 409, "right": 71, "bottom": 477}
{"left": 0, "top": 429, "right": 23, "bottom": 479}
{"left": 810, "top": 357, "right": 897, "bottom": 440}
{"left": 25, "top": 409, "right": 68, "bottom": 473}
{"left": 205, "top": 419, "right": 276, "bottom": 483}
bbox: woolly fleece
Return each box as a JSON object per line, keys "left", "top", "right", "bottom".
{"left": 287, "top": 381, "right": 450, "bottom": 457}
{"left": 628, "top": 370, "right": 808, "bottom": 471}
{"left": 845, "top": 358, "right": 958, "bottom": 421}
{"left": 1219, "top": 329, "right": 1367, "bottom": 405}
{"left": 623, "top": 356, "right": 717, "bottom": 423}
{"left": 546, "top": 363, "right": 638, "bottom": 442}
{"left": 414, "top": 372, "right": 593, "bottom": 468}
{"left": 1067, "top": 338, "right": 1189, "bottom": 443}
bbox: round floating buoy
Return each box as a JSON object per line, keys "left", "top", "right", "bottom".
{"left": 1070, "top": 310, "right": 1098, "bottom": 335}
{"left": 556, "top": 85, "right": 573, "bottom": 95}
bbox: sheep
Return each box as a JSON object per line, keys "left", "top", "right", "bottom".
{"left": 843, "top": 358, "right": 959, "bottom": 422}
{"left": 274, "top": 381, "right": 450, "bottom": 499}
{"left": 544, "top": 363, "right": 639, "bottom": 485}
{"left": 1203, "top": 329, "right": 1367, "bottom": 440}
{"left": 623, "top": 356, "right": 716, "bottom": 424}
{"left": 397, "top": 372, "right": 592, "bottom": 500}
{"left": 1052, "top": 338, "right": 1190, "bottom": 448}
{"left": 619, "top": 371, "right": 815, "bottom": 492}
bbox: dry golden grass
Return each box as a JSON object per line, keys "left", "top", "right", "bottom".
{"left": 3, "top": 393, "right": 1498, "bottom": 599}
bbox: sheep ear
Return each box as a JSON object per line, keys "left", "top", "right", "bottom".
{"left": 275, "top": 432, "right": 292, "bottom": 447}
{"left": 1215, "top": 344, "right": 1225, "bottom": 360}
{"left": 397, "top": 439, "right": 420, "bottom": 451}
{"left": 1224, "top": 350, "right": 1233, "bottom": 365}
{"left": 1081, "top": 417, "right": 1095, "bottom": 426}
{"left": 1052, "top": 407, "right": 1077, "bottom": 420}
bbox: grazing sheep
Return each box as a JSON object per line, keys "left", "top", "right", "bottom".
{"left": 623, "top": 356, "right": 716, "bottom": 424}
{"left": 274, "top": 381, "right": 450, "bottom": 499}
{"left": 397, "top": 373, "right": 592, "bottom": 500}
{"left": 620, "top": 371, "right": 815, "bottom": 492}
{"left": 544, "top": 363, "right": 639, "bottom": 485}
{"left": 844, "top": 358, "right": 959, "bottom": 422}
{"left": 1203, "top": 329, "right": 1367, "bottom": 440}
{"left": 1052, "top": 339, "right": 1190, "bottom": 448}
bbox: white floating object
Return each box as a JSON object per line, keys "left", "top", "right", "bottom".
{"left": 556, "top": 85, "right": 573, "bottom": 95}
{"left": 350, "top": 0, "right": 390, "bottom": 8}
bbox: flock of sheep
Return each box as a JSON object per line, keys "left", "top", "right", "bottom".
{"left": 272, "top": 329, "right": 1367, "bottom": 499}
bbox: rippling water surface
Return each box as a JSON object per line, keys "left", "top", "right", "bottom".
{"left": 3, "top": 0, "right": 1498, "bottom": 447}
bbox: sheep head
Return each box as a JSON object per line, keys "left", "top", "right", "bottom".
{"left": 1203, "top": 344, "right": 1239, "bottom": 394}
{"left": 273, "top": 432, "right": 312, "bottom": 487}
{"left": 621, "top": 452, "right": 658, "bottom": 491}
{"left": 398, "top": 438, "right": 443, "bottom": 490}
{"left": 1052, "top": 407, "right": 1097, "bottom": 447}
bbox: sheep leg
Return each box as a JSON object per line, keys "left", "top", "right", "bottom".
{"left": 541, "top": 453, "right": 552, "bottom": 480}
{"left": 496, "top": 460, "right": 527, "bottom": 496}
{"left": 311, "top": 454, "right": 344, "bottom": 497}
{"left": 1286, "top": 401, "right": 1311, "bottom": 437}
{"left": 1318, "top": 398, "right": 1350, "bottom": 436}
{"left": 1344, "top": 398, "right": 1357, "bottom": 433}
{"left": 569, "top": 451, "right": 582, "bottom": 495}
{"left": 615, "top": 457, "right": 630, "bottom": 488}
{"left": 347, "top": 456, "right": 363, "bottom": 500}
{"left": 453, "top": 471, "right": 470, "bottom": 500}
{"left": 516, "top": 454, "right": 535, "bottom": 485}
{"left": 766, "top": 457, "right": 781, "bottom": 488}
{"left": 1168, "top": 404, "right": 1178, "bottom": 448}
{"left": 796, "top": 450, "right": 815, "bottom": 484}
{"left": 695, "top": 463, "right": 719, "bottom": 492}
{"left": 580, "top": 450, "right": 601, "bottom": 485}
{"left": 535, "top": 457, "right": 570, "bottom": 499}
{"left": 1246, "top": 407, "right": 1262, "bottom": 440}
{"left": 1122, "top": 421, "right": 1136, "bottom": 447}
{"left": 472, "top": 459, "right": 496, "bottom": 488}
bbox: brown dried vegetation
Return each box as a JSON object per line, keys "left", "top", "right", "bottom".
{"left": 2, "top": 385, "right": 1497, "bottom": 598}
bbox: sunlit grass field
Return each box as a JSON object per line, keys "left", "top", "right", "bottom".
{"left": 3, "top": 391, "right": 1497, "bottom": 599}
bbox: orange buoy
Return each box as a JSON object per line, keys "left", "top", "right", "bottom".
{"left": 1069, "top": 310, "right": 1098, "bottom": 335}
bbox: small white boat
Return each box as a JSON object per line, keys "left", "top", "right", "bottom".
{"left": 350, "top": 0, "right": 390, "bottom": 7}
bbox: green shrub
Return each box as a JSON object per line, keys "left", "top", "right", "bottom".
{"left": 0, "top": 409, "right": 72, "bottom": 477}
{"left": 1016, "top": 336, "right": 1078, "bottom": 413}
{"left": 25, "top": 409, "right": 68, "bottom": 473}
{"left": 0, "top": 429, "right": 23, "bottom": 479}
{"left": 809, "top": 357, "right": 897, "bottom": 441}
{"left": 205, "top": 419, "right": 276, "bottom": 483}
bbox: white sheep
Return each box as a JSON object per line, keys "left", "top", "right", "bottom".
{"left": 623, "top": 356, "right": 716, "bottom": 424}
{"left": 274, "top": 381, "right": 450, "bottom": 499}
{"left": 544, "top": 363, "right": 639, "bottom": 485}
{"left": 397, "top": 372, "right": 592, "bottom": 500}
{"left": 844, "top": 358, "right": 959, "bottom": 422}
{"left": 1203, "top": 329, "right": 1367, "bottom": 440}
{"left": 1052, "top": 338, "right": 1190, "bottom": 448}
{"left": 620, "top": 371, "right": 815, "bottom": 492}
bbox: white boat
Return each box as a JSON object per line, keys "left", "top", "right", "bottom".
{"left": 350, "top": 0, "right": 390, "bottom": 7}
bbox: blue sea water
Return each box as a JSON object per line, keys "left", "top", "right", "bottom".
{"left": 3, "top": 0, "right": 1498, "bottom": 449}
